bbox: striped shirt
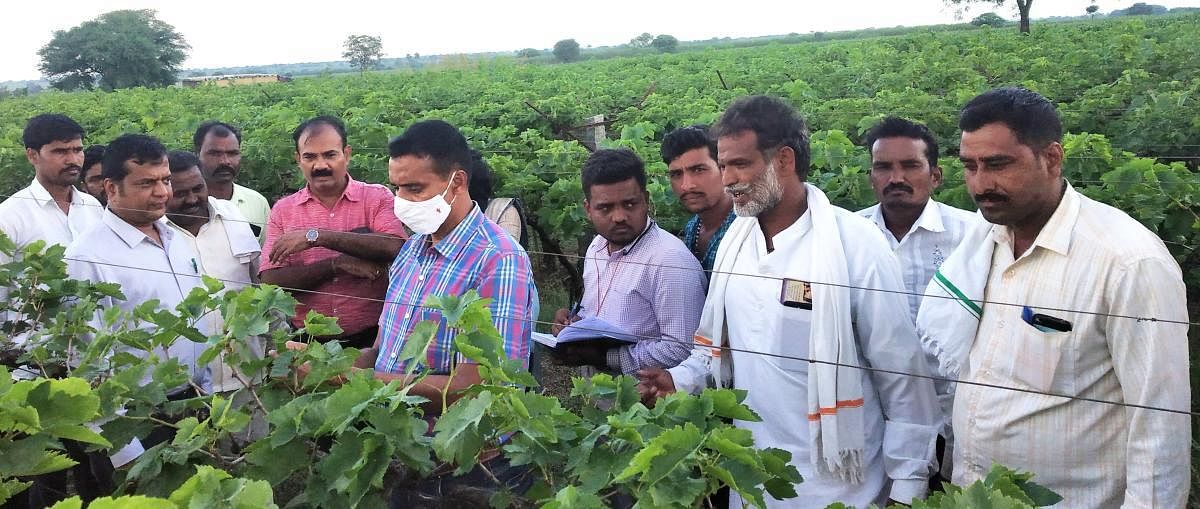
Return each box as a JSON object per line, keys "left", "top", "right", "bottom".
{"left": 374, "top": 206, "right": 535, "bottom": 374}
{"left": 579, "top": 221, "right": 707, "bottom": 374}
{"left": 952, "top": 185, "right": 1190, "bottom": 507}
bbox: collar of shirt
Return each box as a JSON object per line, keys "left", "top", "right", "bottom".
{"left": 28, "top": 177, "right": 89, "bottom": 210}
{"left": 415, "top": 205, "right": 487, "bottom": 260}
{"left": 868, "top": 199, "right": 948, "bottom": 238}
{"left": 295, "top": 175, "right": 365, "bottom": 206}
{"left": 599, "top": 218, "right": 656, "bottom": 258}
{"left": 103, "top": 208, "right": 173, "bottom": 249}
{"left": 990, "top": 181, "right": 1079, "bottom": 257}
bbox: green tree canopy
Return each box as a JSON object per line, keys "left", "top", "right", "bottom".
{"left": 553, "top": 39, "right": 581, "bottom": 63}
{"left": 37, "top": 9, "right": 188, "bottom": 91}
{"left": 342, "top": 35, "right": 384, "bottom": 75}
{"left": 651, "top": 34, "right": 680, "bottom": 53}
{"left": 629, "top": 32, "right": 654, "bottom": 48}
{"left": 971, "top": 12, "right": 1010, "bottom": 26}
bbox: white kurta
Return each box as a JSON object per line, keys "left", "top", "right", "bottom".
{"left": 670, "top": 208, "right": 940, "bottom": 508}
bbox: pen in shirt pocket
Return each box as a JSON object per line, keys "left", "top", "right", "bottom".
{"left": 191, "top": 258, "right": 199, "bottom": 274}
{"left": 568, "top": 300, "right": 581, "bottom": 320}
{"left": 1021, "top": 306, "right": 1072, "bottom": 333}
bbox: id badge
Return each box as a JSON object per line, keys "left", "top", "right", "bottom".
{"left": 780, "top": 278, "right": 812, "bottom": 310}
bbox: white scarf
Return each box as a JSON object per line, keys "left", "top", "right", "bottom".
{"left": 915, "top": 215, "right": 993, "bottom": 379}
{"left": 696, "top": 184, "right": 865, "bottom": 483}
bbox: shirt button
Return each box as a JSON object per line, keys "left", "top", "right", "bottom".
{"left": 405, "top": 312, "right": 411, "bottom": 320}
{"left": 418, "top": 274, "right": 424, "bottom": 281}
{"left": 328, "top": 213, "right": 334, "bottom": 218}
{"left": 998, "top": 320, "right": 1006, "bottom": 329}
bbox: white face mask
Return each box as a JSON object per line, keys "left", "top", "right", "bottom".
{"left": 393, "top": 174, "right": 458, "bottom": 235}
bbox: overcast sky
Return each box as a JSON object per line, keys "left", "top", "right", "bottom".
{"left": 0, "top": 0, "right": 1194, "bottom": 81}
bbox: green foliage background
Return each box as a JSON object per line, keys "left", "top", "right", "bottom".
{"left": 1, "top": 14, "right": 1197, "bottom": 266}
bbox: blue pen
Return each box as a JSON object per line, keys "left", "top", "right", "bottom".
{"left": 191, "top": 258, "right": 199, "bottom": 274}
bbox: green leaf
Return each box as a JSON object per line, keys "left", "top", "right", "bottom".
{"left": 432, "top": 391, "right": 495, "bottom": 472}
{"left": 614, "top": 423, "right": 703, "bottom": 484}
{"left": 396, "top": 319, "right": 440, "bottom": 374}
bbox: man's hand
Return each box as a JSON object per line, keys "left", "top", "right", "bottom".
{"left": 551, "top": 343, "right": 608, "bottom": 367}
{"left": 551, "top": 308, "right": 579, "bottom": 336}
{"left": 332, "top": 255, "right": 386, "bottom": 280}
{"left": 636, "top": 368, "right": 676, "bottom": 407}
{"left": 274, "top": 340, "right": 349, "bottom": 386}
{"left": 269, "top": 230, "right": 315, "bottom": 264}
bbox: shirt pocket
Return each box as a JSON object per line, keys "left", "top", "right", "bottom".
{"left": 1006, "top": 322, "right": 1074, "bottom": 393}
{"left": 773, "top": 307, "right": 813, "bottom": 374}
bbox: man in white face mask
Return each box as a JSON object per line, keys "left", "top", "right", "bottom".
{"left": 321, "top": 119, "right": 536, "bottom": 504}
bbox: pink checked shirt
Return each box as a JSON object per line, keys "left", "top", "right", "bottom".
{"left": 260, "top": 177, "right": 407, "bottom": 335}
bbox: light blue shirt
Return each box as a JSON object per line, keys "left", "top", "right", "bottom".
{"left": 66, "top": 209, "right": 212, "bottom": 392}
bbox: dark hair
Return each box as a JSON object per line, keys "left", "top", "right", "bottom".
{"left": 101, "top": 134, "right": 167, "bottom": 181}
{"left": 23, "top": 113, "right": 85, "bottom": 151}
{"left": 467, "top": 149, "right": 494, "bottom": 209}
{"left": 864, "top": 116, "right": 940, "bottom": 167}
{"left": 712, "top": 95, "right": 811, "bottom": 178}
{"left": 193, "top": 121, "right": 242, "bottom": 151}
{"left": 387, "top": 119, "right": 473, "bottom": 178}
{"left": 292, "top": 115, "right": 347, "bottom": 150}
{"left": 168, "top": 150, "right": 202, "bottom": 173}
{"left": 83, "top": 145, "right": 106, "bottom": 171}
{"left": 661, "top": 124, "right": 717, "bottom": 165}
{"left": 959, "top": 87, "right": 1062, "bottom": 151}
{"left": 581, "top": 148, "right": 646, "bottom": 199}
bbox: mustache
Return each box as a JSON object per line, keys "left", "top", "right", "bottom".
{"left": 974, "top": 192, "right": 1009, "bottom": 203}
{"left": 884, "top": 183, "right": 913, "bottom": 194}
{"left": 311, "top": 168, "right": 334, "bottom": 178}
{"left": 726, "top": 184, "right": 751, "bottom": 194}
{"left": 62, "top": 165, "right": 81, "bottom": 173}
{"left": 214, "top": 165, "right": 235, "bottom": 173}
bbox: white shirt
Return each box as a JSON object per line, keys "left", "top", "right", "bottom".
{"left": 65, "top": 210, "right": 212, "bottom": 392}
{"left": 857, "top": 200, "right": 977, "bottom": 320}
{"left": 669, "top": 209, "right": 940, "bottom": 507}
{"left": 0, "top": 178, "right": 103, "bottom": 334}
{"left": 167, "top": 197, "right": 261, "bottom": 392}
{"left": 952, "top": 187, "right": 1190, "bottom": 507}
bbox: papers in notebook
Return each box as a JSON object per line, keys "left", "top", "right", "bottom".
{"left": 531, "top": 316, "right": 640, "bottom": 348}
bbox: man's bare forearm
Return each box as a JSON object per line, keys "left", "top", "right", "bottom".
{"left": 315, "top": 230, "right": 404, "bottom": 263}
{"left": 260, "top": 258, "right": 335, "bottom": 290}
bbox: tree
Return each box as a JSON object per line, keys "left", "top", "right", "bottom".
{"left": 971, "top": 12, "right": 1009, "bottom": 27}
{"left": 650, "top": 34, "right": 680, "bottom": 53}
{"left": 342, "top": 35, "right": 384, "bottom": 76}
{"left": 1086, "top": 4, "right": 1099, "bottom": 16}
{"left": 945, "top": 0, "right": 1034, "bottom": 34}
{"left": 37, "top": 9, "right": 188, "bottom": 91}
{"left": 553, "top": 39, "right": 581, "bottom": 63}
{"left": 516, "top": 48, "right": 541, "bottom": 58}
{"left": 630, "top": 32, "right": 654, "bottom": 48}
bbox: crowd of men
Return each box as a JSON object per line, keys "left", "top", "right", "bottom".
{"left": 0, "top": 85, "right": 1190, "bottom": 508}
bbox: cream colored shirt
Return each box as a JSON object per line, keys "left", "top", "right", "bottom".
{"left": 230, "top": 183, "right": 270, "bottom": 243}
{"left": 952, "top": 186, "right": 1190, "bottom": 508}
{"left": 167, "top": 197, "right": 261, "bottom": 393}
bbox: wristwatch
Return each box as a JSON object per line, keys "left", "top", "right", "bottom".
{"left": 305, "top": 228, "right": 319, "bottom": 245}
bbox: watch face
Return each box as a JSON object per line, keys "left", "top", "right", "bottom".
{"left": 306, "top": 229, "right": 318, "bottom": 242}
